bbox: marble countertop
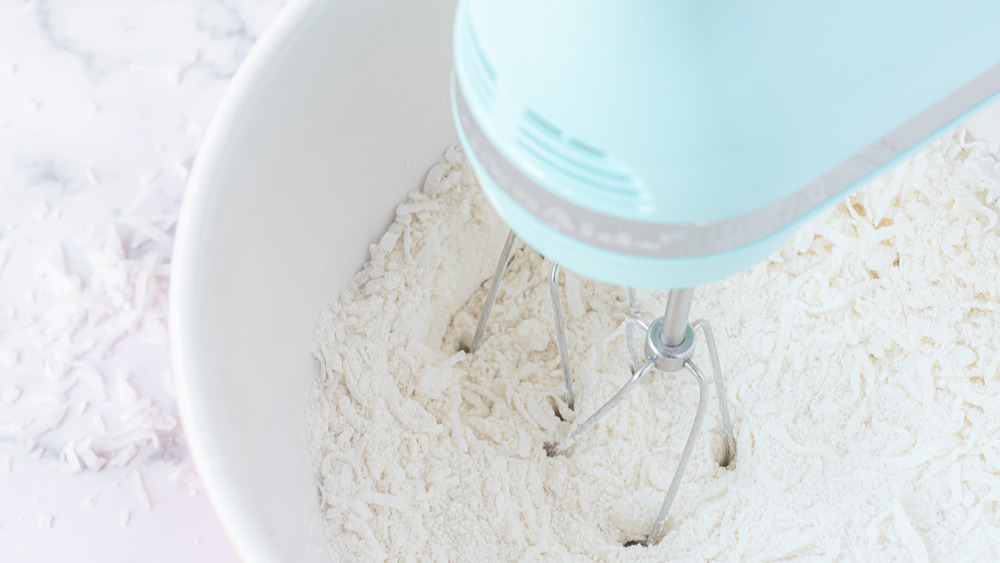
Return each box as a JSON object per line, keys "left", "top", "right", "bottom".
{"left": 0, "top": 1, "right": 286, "bottom": 560}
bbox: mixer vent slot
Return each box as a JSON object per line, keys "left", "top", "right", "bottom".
{"left": 459, "top": 8, "right": 497, "bottom": 109}
{"left": 514, "top": 109, "right": 646, "bottom": 211}
{"left": 457, "top": 5, "right": 646, "bottom": 215}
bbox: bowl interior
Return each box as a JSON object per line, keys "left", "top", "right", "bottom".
{"left": 171, "top": 0, "right": 458, "bottom": 560}
{"left": 172, "top": 2, "right": 1000, "bottom": 559}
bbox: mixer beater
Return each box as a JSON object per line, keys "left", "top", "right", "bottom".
{"left": 468, "top": 229, "right": 736, "bottom": 546}
{"left": 452, "top": 0, "right": 1000, "bottom": 548}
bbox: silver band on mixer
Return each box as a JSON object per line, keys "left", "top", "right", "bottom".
{"left": 455, "top": 62, "right": 1000, "bottom": 259}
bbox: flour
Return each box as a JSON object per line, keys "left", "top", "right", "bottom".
{"left": 307, "top": 132, "right": 1000, "bottom": 562}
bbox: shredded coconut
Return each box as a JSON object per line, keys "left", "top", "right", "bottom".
{"left": 36, "top": 513, "right": 53, "bottom": 530}
{"left": 169, "top": 467, "right": 202, "bottom": 498}
{"left": 82, "top": 493, "right": 99, "bottom": 509}
{"left": 133, "top": 470, "right": 153, "bottom": 509}
{"left": 309, "top": 132, "right": 1000, "bottom": 561}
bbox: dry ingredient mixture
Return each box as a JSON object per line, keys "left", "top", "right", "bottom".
{"left": 308, "top": 131, "right": 1000, "bottom": 562}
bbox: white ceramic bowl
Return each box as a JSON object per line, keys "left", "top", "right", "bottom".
{"left": 171, "top": 0, "right": 457, "bottom": 560}
{"left": 171, "top": 1, "right": 1000, "bottom": 560}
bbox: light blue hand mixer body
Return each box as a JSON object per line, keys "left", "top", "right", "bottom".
{"left": 451, "top": 0, "right": 1000, "bottom": 546}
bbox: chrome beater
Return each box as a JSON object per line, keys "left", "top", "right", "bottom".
{"left": 470, "top": 230, "right": 737, "bottom": 546}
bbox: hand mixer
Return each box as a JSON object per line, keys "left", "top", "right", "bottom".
{"left": 451, "top": 0, "right": 1000, "bottom": 546}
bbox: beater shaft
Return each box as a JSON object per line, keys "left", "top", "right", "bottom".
{"left": 469, "top": 229, "right": 516, "bottom": 353}
{"left": 661, "top": 288, "right": 694, "bottom": 347}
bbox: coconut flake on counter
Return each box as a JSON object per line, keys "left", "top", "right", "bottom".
{"left": 133, "top": 470, "right": 153, "bottom": 510}
{"left": 0, "top": 210, "right": 181, "bottom": 474}
{"left": 36, "top": 513, "right": 53, "bottom": 530}
{"left": 116, "top": 372, "right": 139, "bottom": 405}
{"left": 169, "top": 468, "right": 202, "bottom": 498}
{"left": 58, "top": 442, "right": 83, "bottom": 474}
{"left": 1, "top": 385, "right": 23, "bottom": 406}
{"left": 0, "top": 180, "right": 192, "bottom": 550}
{"left": 110, "top": 445, "right": 140, "bottom": 468}
{"left": 76, "top": 438, "right": 107, "bottom": 471}
{"left": 81, "top": 492, "right": 100, "bottom": 509}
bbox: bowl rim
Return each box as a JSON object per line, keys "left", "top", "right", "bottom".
{"left": 169, "top": 0, "right": 321, "bottom": 560}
